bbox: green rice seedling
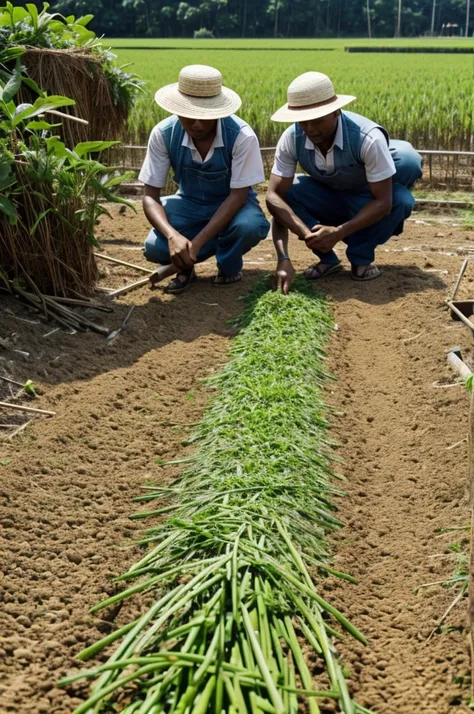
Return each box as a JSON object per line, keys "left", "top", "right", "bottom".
{"left": 60, "top": 280, "right": 370, "bottom": 714}
{"left": 113, "top": 45, "right": 472, "bottom": 151}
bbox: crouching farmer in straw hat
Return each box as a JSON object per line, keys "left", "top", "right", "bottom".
{"left": 139, "top": 65, "right": 270, "bottom": 293}
{"left": 266, "top": 72, "right": 422, "bottom": 292}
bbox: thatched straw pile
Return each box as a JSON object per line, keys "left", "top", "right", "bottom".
{"left": 0, "top": 165, "right": 98, "bottom": 298}
{"left": 20, "top": 46, "right": 129, "bottom": 146}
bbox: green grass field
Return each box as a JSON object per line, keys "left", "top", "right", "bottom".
{"left": 108, "top": 38, "right": 474, "bottom": 150}
{"left": 108, "top": 37, "right": 474, "bottom": 49}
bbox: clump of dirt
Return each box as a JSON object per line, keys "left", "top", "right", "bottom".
{"left": 0, "top": 201, "right": 473, "bottom": 713}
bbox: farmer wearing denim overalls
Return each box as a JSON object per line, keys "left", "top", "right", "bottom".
{"left": 266, "top": 72, "right": 422, "bottom": 293}
{"left": 139, "top": 65, "right": 270, "bottom": 294}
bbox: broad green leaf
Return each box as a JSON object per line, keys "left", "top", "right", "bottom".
{"left": 26, "top": 3, "right": 38, "bottom": 29}
{"left": 0, "top": 163, "right": 15, "bottom": 191}
{"left": 21, "top": 76, "right": 45, "bottom": 98}
{"left": 73, "top": 141, "right": 119, "bottom": 157}
{"left": 13, "top": 95, "right": 76, "bottom": 126}
{"left": 12, "top": 6, "right": 29, "bottom": 23}
{"left": 45, "top": 135, "right": 67, "bottom": 157}
{"left": 75, "top": 14, "right": 94, "bottom": 27}
{"left": 0, "top": 195, "right": 16, "bottom": 221}
{"left": 0, "top": 458, "right": 11, "bottom": 466}
{"left": 1, "top": 59, "right": 21, "bottom": 104}
{"left": 25, "top": 119, "right": 59, "bottom": 130}
{"left": 70, "top": 24, "right": 96, "bottom": 45}
{"left": 48, "top": 20, "right": 65, "bottom": 32}
{"left": 102, "top": 173, "right": 130, "bottom": 188}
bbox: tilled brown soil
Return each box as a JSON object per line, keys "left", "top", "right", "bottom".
{"left": 1, "top": 202, "right": 474, "bottom": 713}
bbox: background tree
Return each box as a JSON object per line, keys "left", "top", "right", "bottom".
{"left": 19, "top": 0, "right": 471, "bottom": 37}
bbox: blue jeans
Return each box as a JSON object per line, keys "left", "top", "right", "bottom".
{"left": 144, "top": 195, "right": 270, "bottom": 276}
{"left": 285, "top": 140, "right": 422, "bottom": 266}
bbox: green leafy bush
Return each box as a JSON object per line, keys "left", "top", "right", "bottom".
{"left": 0, "top": 3, "right": 142, "bottom": 143}
{"left": 0, "top": 48, "right": 134, "bottom": 296}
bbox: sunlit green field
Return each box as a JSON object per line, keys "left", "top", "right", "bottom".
{"left": 108, "top": 37, "right": 474, "bottom": 49}
{"left": 109, "top": 39, "right": 474, "bottom": 150}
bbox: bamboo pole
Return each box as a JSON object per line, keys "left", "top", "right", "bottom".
{"left": 109, "top": 264, "right": 178, "bottom": 298}
{"left": 452, "top": 258, "right": 470, "bottom": 301}
{"left": 447, "top": 301, "right": 474, "bottom": 334}
{"left": 94, "top": 252, "right": 154, "bottom": 274}
{"left": 0, "top": 402, "right": 55, "bottom": 416}
{"left": 108, "top": 276, "right": 151, "bottom": 298}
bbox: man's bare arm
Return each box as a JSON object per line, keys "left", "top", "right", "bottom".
{"left": 300, "top": 178, "right": 393, "bottom": 253}
{"left": 142, "top": 184, "right": 193, "bottom": 270}
{"left": 266, "top": 174, "right": 311, "bottom": 240}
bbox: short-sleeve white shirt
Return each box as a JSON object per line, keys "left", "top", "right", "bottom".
{"left": 272, "top": 117, "right": 396, "bottom": 184}
{"left": 139, "top": 117, "right": 265, "bottom": 190}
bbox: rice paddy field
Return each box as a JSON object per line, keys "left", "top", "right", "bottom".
{"left": 108, "top": 38, "right": 474, "bottom": 150}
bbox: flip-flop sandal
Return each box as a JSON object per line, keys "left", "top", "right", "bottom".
{"left": 212, "top": 271, "right": 243, "bottom": 286}
{"left": 304, "top": 263, "right": 343, "bottom": 280}
{"left": 164, "top": 269, "right": 196, "bottom": 294}
{"left": 351, "top": 265, "right": 381, "bottom": 282}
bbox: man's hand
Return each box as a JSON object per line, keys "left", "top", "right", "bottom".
{"left": 304, "top": 225, "right": 341, "bottom": 252}
{"left": 273, "top": 258, "right": 295, "bottom": 295}
{"left": 168, "top": 233, "right": 195, "bottom": 270}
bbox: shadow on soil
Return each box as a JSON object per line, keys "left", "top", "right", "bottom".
{"left": 1, "top": 263, "right": 446, "bottom": 388}
{"left": 321, "top": 262, "right": 447, "bottom": 305}
{"left": 1, "top": 269, "right": 268, "bottom": 387}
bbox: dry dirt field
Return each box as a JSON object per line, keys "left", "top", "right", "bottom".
{"left": 1, "top": 201, "right": 474, "bottom": 713}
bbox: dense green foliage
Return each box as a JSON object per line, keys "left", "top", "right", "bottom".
{"left": 60, "top": 281, "right": 369, "bottom": 714}
{"left": 0, "top": 45, "right": 133, "bottom": 295}
{"left": 116, "top": 45, "right": 472, "bottom": 150}
{"left": 27, "top": 0, "right": 473, "bottom": 39}
{"left": 0, "top": 3, "right": 142, "bottom": 116}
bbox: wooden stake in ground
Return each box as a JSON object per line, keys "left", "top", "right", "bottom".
{"left": 0, "top": 402, "right": 55, "bottom": 416}
{"left": 109, "top": 264, "right": 178, "bottom": 298}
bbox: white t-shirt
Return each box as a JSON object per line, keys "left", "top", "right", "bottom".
{"left": 139, "top": 117, "right": 265, "bottom": 190}
{"left": 272, "top": 117, "right": 396, "bottom": 184}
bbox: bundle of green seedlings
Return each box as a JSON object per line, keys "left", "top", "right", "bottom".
{"left": 60, "top": 281, "right": 370, "bottom": 714}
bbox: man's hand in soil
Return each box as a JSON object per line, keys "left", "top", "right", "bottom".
{"left": 273, "top": 258, "right": 296, "bottom": 295}
{"left": 169, "top": 233, "right": 195, "bottom": 270}
{"left": 304, "top": 225, "right": 341, "bottom": 253}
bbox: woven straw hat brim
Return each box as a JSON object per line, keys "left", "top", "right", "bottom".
{"left": 155, "top": 82, "right": 242, "bottom": 120}
{"left": 271, "top": 94, "right": 356, "bottom": 123}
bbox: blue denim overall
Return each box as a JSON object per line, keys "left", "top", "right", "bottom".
{"left": 285, "top": 110, "right": 423, "bottom": 266}
{"left": 144, "top": 115, "right": 269, "bottom": 275}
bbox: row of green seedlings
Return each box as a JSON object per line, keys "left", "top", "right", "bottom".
{"left": 59, "top": 280, "right": 370, "bottom": 714}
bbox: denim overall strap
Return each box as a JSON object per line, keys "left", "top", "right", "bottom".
{"left": 294, "top": 111, "right": 390, "bottom": 192}
{"left": 160, "top": 115, "right": 249, "bottom": 205}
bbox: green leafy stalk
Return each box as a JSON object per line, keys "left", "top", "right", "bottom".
{"left": 60, "top": 280, "right": 368, "bottom": 713}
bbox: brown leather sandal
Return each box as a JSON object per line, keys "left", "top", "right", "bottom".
{"left": 351, "top": 265, "right": 381, "bottom": 282}
{"left": 164, "top": 268, "right": 197, "bottom": 294}
{"left": 212, "top": 271, "right": 243, "bottom": 286}
{"left": 303, "top": 263, "right": 343, "bottom": 280}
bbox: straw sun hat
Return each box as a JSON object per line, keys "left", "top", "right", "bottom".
{"left": 272, "top": 72, "right": 356, "bottom": 123}
{"left": 155, "top": 65, "right": 242, "bottom": 120}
